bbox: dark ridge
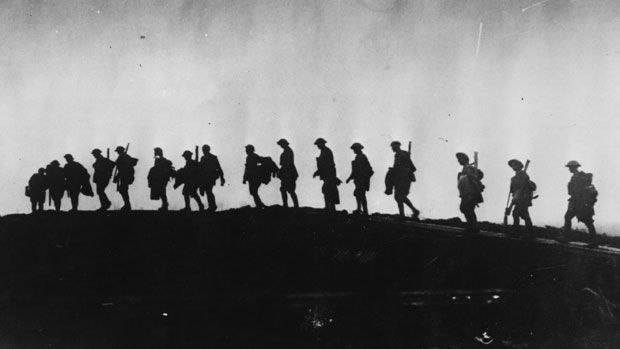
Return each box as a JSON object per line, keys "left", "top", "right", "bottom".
{"left": 0, "top": 207, "right": 618, "bottom": 347}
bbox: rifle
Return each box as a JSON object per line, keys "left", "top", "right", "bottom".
{"left": 408, "top": 141, "right": 412, "bottom": 154}
{"left": 503, "top": 159, "right": 530, "bottom": 225}
{"left": 195, "top": 145, "right": 199, "bottom": 162}
{"left": 473, "top": 151, "right": 479, "bottom": 169}
{"left": 106, "top": 148, "right": 110, "bottom": 159}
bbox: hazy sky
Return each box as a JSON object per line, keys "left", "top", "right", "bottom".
{"left": 2, "top": 0, "right": 620, "bottom": 232}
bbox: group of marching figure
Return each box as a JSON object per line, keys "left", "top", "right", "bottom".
{"left": 25, "top": 138, "right": 599, "bottom": 244}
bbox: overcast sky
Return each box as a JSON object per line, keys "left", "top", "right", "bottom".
{"left": 2, "top": 0, "right": 620, "bottom": 233}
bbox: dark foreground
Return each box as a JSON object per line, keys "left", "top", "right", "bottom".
{"left": 0, "top": 208, "right": 619, "bottom": 348}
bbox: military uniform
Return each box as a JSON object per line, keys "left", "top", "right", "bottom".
{"left": 243, "top": 149, "right": 268, "bottom": 208}
{"left": 114, "top": 149, "right": 138, "bottom": 211}
{"left": 314, "top": 144, "right": 340, "bottom": 210}
{"left": 392, "top": 149, "right": 415, "bottom": 202}
{"left": 457, "top": 153, "right": 484, "bottom": 231}
{"left": 277, "top": 140, "right": 299, "bottom": 208}
{"left": 28, "top": 170, "right": 47, "bottom": 212}
{"left": 509, "top": 167, "right": 534, "bottom": 232}
{"left": 564, "top": 167, "right": 596, "bottom": 235}
{"left": 92, "top": 150, "right": 115, "bottom": 210}
{"left": 199, "top": 151, "right": 224, "bottom": 211}
{"left": 64, "top": 157, "right": 90, "bottom": 211}
{"left": 46, "top": 161, "right": 65, "bottom": 211}
{"left": 347, "top": 143, "right": 373, "bottom": 214}
{"left": 174, "top": 151, "right": 204, "bottom": 211}
{"left": 148, "top": 151, "right": 174, "bottom": 210}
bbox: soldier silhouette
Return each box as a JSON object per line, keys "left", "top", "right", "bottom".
{"left": 113, "top": 146, "right": 138, "bottom": 211}
{"left": 63, "top": 154, "right": 91, "bottom": 212}
{"left": 199, "top": 144, "right": 225, "bottom": 212}
{"left": 563, "top": 160, "right": 598, "bottom": 246}
{"left": 174, "top": 150, "right": 204, "bottom": 212}
{"left": 243, "top": 145, "right": 269, "bottom": 208}
{"left": 46, "top": 160, "right": 65, "bottom": 211}
{"left": 147, "top": 147, "right": 175, "bottom": 211}
{"left": 312, "top": 138, "right": 340, "bottom": 211}
{"left": 456, "top": 152, "right": 484, "bottom": 233}
{"left": 27, "top": 168, "right": 47, "bottom": 213}
{"left": 91, "top": 149, "right": 115, "bottom": 211}
{"left": 386, "top": 141, "right": 419, "bottom": 219}
{"left": 346, "top": 143, "right": 373, "bottom": 215}
{"left": 505, "top": 159, "right": 534, "bottom": 237}
{"left": 276, "top": 139, "right": 299, "bottom": 208}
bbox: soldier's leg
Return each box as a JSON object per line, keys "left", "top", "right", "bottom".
{"left": 53, "top": 194, "right": 61, "bottom": 211}
{"left": 37, "top": 196, "right": 45, "bottom": 211}
{"left": 563, "top": 206, "right": 575, "bottom": 232}
{"left": 30, "top": 199, "right": 36, "bottom": 213}
{"left": 182, "top": 194, "right": 191, "bottom": 210}
{"left": 250, "top": 182, "right": 264, "bottom": 208}
{"left": 360, "top": 193, "right": 368, "bottom": 215}
{"left": 512, "top": 207, "right": 521, "bottom": 227}
{"left": 192, "top": 192, "right": 204, "bottom": 211}
{"left": 521, "top": 206, "right": 533, "bottom": 232}
{"left": 160, "top": 190, "right": 168, "bottom": 210}
{"left": 290, "top": 190, "right": 299, "bottom": 208}
{"left": 402, "top": 197, "right": 420, "bottom": 217}
{"left": 70, "top": 191, "right": 79, "bottom": 211}
{"left": 119, "top": 183, "right": 131, "bottom": 210}
{"left": 280, "top": 187, "right": 288, "bottom": 208}
{"left": 206, "top": 185, "right": 216, "bottom": 210}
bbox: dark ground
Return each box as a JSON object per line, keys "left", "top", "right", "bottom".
{"left": 0, "top": 207, "right": 619, "bottom": 348}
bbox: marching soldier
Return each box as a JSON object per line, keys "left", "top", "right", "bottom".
{"left": 456, "top": 152, "right": 484, "bottom": 233}
{"left": 174, "top": 150, "right": 204, "bottom": 212}
{"left": 199, "top": 144, "right": 225, "bottom": 212}
{"left": 243, "top": 145, "right": 270, "bottom": 209}
{"left": 147, "top": 147, "right": 174, "bottom": 211}
{"left": 346, "top": 143, "right": 373, "bottom": 215}
{"left": 114, "top": 146, "right": 138, "bottom": 211}
{"left": 63, "top": 154, "right": 91, "bottom": 212}
{"left": 505, "top": 159, "right": 534, "bottom": 236}
{"left": 563, "top": 160, "right": 598, "bottom": 245}
{"left": 312, "top": 138, "right": 340, "bottom": 211}
{"left": 386, "top": 141, "right": 419, "bottom": 219}
{"left": 91, "top": 148, "right": 115, "bottom": 211}
{"left": 276, "top": 139, "right": 299, "bottom": 208}
{"left": 46, "top": 160, "right": 65, "bottom": 211}
{"left": 27, "top": 168, "right": 47, "bottom": 213}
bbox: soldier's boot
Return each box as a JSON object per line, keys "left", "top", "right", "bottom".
{"left": 181, "top": 196, "right": 192, "bottom": 212}
{"left": 120, "top": 192, "right": 131, "bottom": 211}
{"left": 586, "top": 223, "right": 598, "bottom": 247}
{"left": 195, "top": 196, "right": 205, "bottom": 212}
{"left": 361, "top": 197, "right": 368, "bottom": 215}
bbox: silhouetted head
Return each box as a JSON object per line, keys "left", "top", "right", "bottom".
{"left": 390, "top": 141, "right": 401, "bottom": 152}
{"left": 202, "top": 144, "right": 211, "bottom": 154}
{"left": 154, "top": 147, "right": 163, "bottom": 157}
{"left": 115, "top": 146, "right": 125, "bottom": 154}
{"left": 245, "top": 144, "right": 255, "bottom": 155}
{"left": 50, "top": 160, "right": 60, "bottom": 167}
{"left": 508, "top": 159, "right": 523, "bottom": 171}
{"left": 350, "top": 142, "right": 364, "bottom": 153}
{"left": 91, "top": 148, "right": 102, "bottom": 158}
{"left": 456, "top": 152, "right": 469, "bottom": 166}
{"left": 64, "top": 154, "right": 74, "bottom": 163}
{"left": 566, "top": 160, "right": 581, "bottom": 173}
{"left": 314, "top": 138, "right": 327, "bottom": 149}
{"left": 277, "top": 138, "right": 289, "bottom": 148}
{"left": 38, "top": 168, "right": 45, "bottom": 175}
{"left": 182, "top": 150, "right": 193, "bottom": 160}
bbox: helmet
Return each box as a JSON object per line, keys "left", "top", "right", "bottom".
{"left": 63, "top": 154, "right": 73, "bottom": 161}
{"left": 50, "top": 160, "right": 60, "bottom": 166}
{"left": 390, "top": 141, "right": 401, "bottom": 147}
{"left": 245, "top": 144, "right": 255, "bottom": 152}
{"left": 202, "top": 144, "right": 211, "bottom": 152}
{"left": 91, "top": 148, "right": 102, "bottom": 155}
{"left": 277, "top": 138, "right": 289, "bottom": 146}
{"left": 38, "top": 168, "right": 45, "bottom": 174}
{"left": 182, "top": 150, "right": 193, "bottom": 158}
{"left": 350, "top": 142, "right": 364, "bottom": 150}
{"left": 115, "top": 146, "right": 125, "bottom": 152}
{"left": 154, "top": 147, "right": 163, "bottom": 156}
{"left": 565, "top": 160, "right": 581, "bottom": 168}
{"left": 508, "top": 159, "right": 523, "bottom": 168}
{"left": 314, "top": 138, "right": 327, "bottom": 145}
{"left": 456, "top": 152, "right": 469, "bottom": 163}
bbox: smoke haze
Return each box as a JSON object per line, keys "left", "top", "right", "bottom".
{"left": 2, "top": 0, "right": 620, "bottom": 233}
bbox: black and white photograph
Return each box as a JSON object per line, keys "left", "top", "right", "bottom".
{"left": 2, "top": 0, "right": 620, "bottom": 347}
